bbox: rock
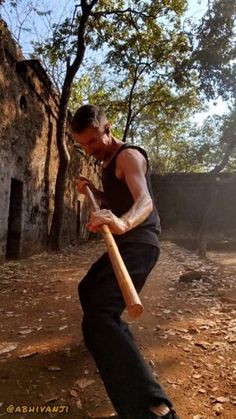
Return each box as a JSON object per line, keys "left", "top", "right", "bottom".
{"left": 0, "top": 343, "right": 18, "bottom": 355}
{"left": 77, "top": 378, "right": 95, "bottom": 389}
{"left": 195, "top": 341, "right": 212, "bottom": 351}
{"left": 179, "top": 270, "right": 202, "bottom": 282}
{"left": 70, "top": 389, "right": 79, "bottom": 398}
{"left": 76, "top": 399, "right": 83, "bottom": 409}
{"left": 193, "top": 374, "right": 202, "bottom": 379}
{"left": 213, "top": 403, "right": 224, "bottom": 415}
{"left": 18, "top": 351, "right": 38, "bottom": 359}
{"left": 188, "top": 325, "right": 200, "bottom": 334}
{"left": 47, "top": 366, "right": 62, "bottom": 371}
{"left": 214, "top": 397, "right": 230, "bottom": 403}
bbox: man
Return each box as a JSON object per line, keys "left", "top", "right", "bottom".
{"left": 71, "top": 104, "right": 179, "bottom": 419}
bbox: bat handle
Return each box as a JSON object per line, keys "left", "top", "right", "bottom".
{"left": 85, "top": 185, "right": 144, "bottom": 318}
{"left": 85, "top": 186, "right": 100, "bottom": 211}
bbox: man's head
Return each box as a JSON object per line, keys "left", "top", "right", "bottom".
{"left": 71, "top": 104, "right": 111, "bottom": 161}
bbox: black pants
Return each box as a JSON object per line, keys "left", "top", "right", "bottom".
{"left": 78, "top": 243, "right": 172, "bottom": 419}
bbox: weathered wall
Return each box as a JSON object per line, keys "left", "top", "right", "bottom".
{"left": 63, "top": 147, "right": 100, "bottom": 243}
{"left": 151, "top": 173, "right": 236, "bottom": 239}
{"left": 0, "top": 24, "right": 99, "bottom": 259}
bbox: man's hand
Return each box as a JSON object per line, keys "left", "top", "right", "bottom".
{"left": 87, "top": 209, "right": 128, "bottom": 235}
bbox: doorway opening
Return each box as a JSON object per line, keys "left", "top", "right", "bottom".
{"left": 6, "top": 178, "right": 23, "bottom": 259}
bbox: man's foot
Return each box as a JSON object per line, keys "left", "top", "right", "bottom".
{"left": 85, "top": 408, "right": 179, "bottom": 419}
{"left": 152, "top": 409, "right": 179, "bottom": 419}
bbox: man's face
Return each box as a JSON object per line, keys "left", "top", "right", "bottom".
{"left": 72, "top": 125, "right": 110, "bottom": 161}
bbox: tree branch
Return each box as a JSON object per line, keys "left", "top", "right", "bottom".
{"left": 131, "top": 99, "right": 167, "bottom": 122}
{"left": 210, "top": 137, "right": 236, "bottom": 174}
{"left": 92, "top": 7, "right": 156, "bottom": 20}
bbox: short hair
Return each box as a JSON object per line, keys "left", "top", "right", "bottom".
{"left": 71, "top": 104, "right": 107, "bottom": 133}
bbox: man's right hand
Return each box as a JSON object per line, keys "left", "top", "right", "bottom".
{"left": 77, "top": 176, "right": 95, "bottom": 195}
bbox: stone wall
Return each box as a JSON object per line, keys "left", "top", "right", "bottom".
{"left": 0, "top": 23, "right": 99, "bottom": 259}
{"left": 151, "top": 173, "right": 236, "bottom": 241}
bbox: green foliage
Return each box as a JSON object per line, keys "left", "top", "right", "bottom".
{"left": 7, "top": 0, "right": 235, "bottom": 174}
{"left": 179, "top": 0, "right": 236, "bottom": 100}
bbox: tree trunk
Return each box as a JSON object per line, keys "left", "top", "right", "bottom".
{"left": 48, "top": 0, "right": 98, "bottom": 251}
{"left": 197, "top": 174, "right": 217, "bottom": 259}
{"left": 48, "top": 102, "right": 70, "bottom": 250}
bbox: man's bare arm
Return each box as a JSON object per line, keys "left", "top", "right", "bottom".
{"left": 88, "top": 149, "right": 153, "bottom": 234}
{"left": 117, "top": 148, "right": 153, "bottom": 230}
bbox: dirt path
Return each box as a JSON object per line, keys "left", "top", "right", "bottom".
{"left": 0, "top": 240, "right": 235, "bottom": 419}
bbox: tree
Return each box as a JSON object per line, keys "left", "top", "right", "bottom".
{"left": 38, "top": 0, "right": 195, "bottom": 249}
{"left": 176, "top": 0, "right": 236, "bottom": 100}
{"left": 47, "top": 0, "right": 99, "bottom": 250}
{"left": 67, "top": 0, "right": 235, "bottom": 162}
{"left": 3, "top": 0, "right": 235, "bottom": 249}
{"left": 88, "top": 0, "right": 197, "bottom": 141}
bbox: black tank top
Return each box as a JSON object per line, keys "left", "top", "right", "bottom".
{"left": 102, "top": 143, "right": 161, "bottom": 247}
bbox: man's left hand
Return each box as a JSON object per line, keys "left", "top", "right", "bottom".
{"left": 86, "top": 210, "right": 128, "bottom": 235}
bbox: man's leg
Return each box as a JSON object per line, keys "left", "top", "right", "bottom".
{"left": 78, "top": 243, "right": 173, "bottom": 418}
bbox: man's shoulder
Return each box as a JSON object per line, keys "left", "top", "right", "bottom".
{"left": 116, "top": 144, "right": 148, "bottom": 162}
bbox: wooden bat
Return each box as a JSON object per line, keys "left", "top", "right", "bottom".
{"left": 85, "top": 185, "right": 144, "bottom": 318}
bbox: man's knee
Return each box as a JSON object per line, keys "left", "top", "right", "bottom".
{"left": 82, "top": 312, "right": 110, "bottom": 349}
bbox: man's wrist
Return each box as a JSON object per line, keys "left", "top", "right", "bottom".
{"left": 119, "top": 216, "right": 131, "bottom": 234}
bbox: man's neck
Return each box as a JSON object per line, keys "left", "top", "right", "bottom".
{"left": 102, "top": 138, "right": 124, "bottom": 167}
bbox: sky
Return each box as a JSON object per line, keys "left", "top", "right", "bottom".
{"left": 0, "top": 0, "right": 229, "bottom": 122}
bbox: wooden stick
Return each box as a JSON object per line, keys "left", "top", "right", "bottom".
{"left": 85, "top": 185, "right": 144, "bottom": 318}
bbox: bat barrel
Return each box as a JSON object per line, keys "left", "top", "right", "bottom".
{"left": 128, "top": 303, "right": 144, "bottom": 318}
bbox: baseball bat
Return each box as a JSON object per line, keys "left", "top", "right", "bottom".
{"left": 85, "top": 185, "right": 144, "bottom": 318}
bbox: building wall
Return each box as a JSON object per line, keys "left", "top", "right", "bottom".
{"left": 151, "top": 173, "right": 236, "bottom": 239}
{"left": 0, "top": 24, "right": 99, "bottom": 259}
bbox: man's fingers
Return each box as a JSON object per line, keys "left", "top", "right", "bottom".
{"left": 77, "top": 178, "right": 90, "bottom": 194}
{"left": 77, "top": 176, "right": 97, "bottom": 196}
{"left": 86, "top": 222, "right": 101, "bottom": 232}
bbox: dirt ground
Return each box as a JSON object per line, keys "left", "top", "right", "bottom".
{"left": 0, "top": 240, "right": 235, "bottom": 419}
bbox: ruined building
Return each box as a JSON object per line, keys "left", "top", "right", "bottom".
{"left": 0, "top": 23, "right": 99, "bottom": 260}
